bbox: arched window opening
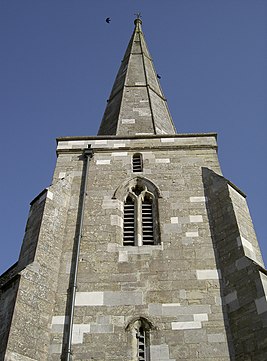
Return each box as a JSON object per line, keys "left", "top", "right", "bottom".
{"left": 126, "top": 317, "right": 153, "bottom": 361}
{"left": 114, "top": 177, "right": 161, "bottom": 247}
{"left": 142, "top": 196, "right": 154, "bottom": 245}
{"left": 133, "top": 153, "right": 143, "bottom": 172}
{"left": 123, "top": 183, "right": 159, "bottom": 246}
{"left": 123, "top": 196, "right": 135, "bottom": 246}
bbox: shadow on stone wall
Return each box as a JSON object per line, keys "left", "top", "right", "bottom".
{"left": 202, "top": 167, "right": 237, "bottom": 360}
{"left": 202, "top": 167, "right": 267, "bottom": 360}
{"left": 0, "top": 273, "right": 20, "bottom": 359}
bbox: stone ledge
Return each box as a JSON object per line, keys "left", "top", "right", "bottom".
{"left": 56, "top": 143, "right": 218, "bottom": 155}
{"left": 56, "top": 133, "right": 218, "bottom": 142}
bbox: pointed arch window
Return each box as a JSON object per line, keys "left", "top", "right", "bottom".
{"left": 132, "top": 153, "right": 143, "bottom": 172}
{"left": 122, "top": 179, "right": 160, "bottom": 246}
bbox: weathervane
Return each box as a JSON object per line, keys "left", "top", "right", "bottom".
{"left": 134, "top": 12, "right": 142, "bottom": 20}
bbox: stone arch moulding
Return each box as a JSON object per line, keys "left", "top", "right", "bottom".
{"left": 125, "top": 316, "right": 156, "bottom": 332}
{"left": 112, "top": 176, "right": 162, "bottom": 201}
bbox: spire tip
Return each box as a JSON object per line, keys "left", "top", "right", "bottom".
{"left": 134, "top": 12, "right": 142, "bottom": 25}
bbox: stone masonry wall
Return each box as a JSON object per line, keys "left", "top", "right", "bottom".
{"left": 203, "top": 169, "right": 267, "bottom": 360}
{"left": 4, "top": 176, "right": 72, "bottom": 361}
{"left": 4, "top": 134, "right": 266, "bottom": 361}
{"left": 48, "top": 135, "right": 236, "bottom": 361}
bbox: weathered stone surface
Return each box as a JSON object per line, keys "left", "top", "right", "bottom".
{"left": 203, "top": 167, "right": 267, "bottom": 360}
{"left": 98, "top": 20, "right": 176, "bottom": 137}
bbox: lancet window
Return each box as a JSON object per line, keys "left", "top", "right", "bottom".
{"left": 126, "top": 318, "right": 152, "bottom": 361}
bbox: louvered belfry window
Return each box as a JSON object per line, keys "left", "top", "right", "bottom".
{"left": 142, "top": 197, "right": 154, "bottom": 245}
{"left": 123, "top": 180, "right": 159, "bottom": 246}
{"left": 137, "top": 327, "right": 146, "bottom": 361}
{"left": 132, "top": 153, "right": 143, "bottom": 172}
{"left": 123, "top": 196, "right": 135, "bottom": 246}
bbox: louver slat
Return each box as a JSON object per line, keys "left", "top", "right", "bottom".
{"left": 133, "top": 154, "right": 142, "bottom": 172}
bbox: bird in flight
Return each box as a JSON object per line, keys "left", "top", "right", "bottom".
{"left": 106, "top": 17, "right": 111, "bottom": 24}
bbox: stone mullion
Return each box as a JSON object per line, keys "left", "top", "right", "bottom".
{"left": 136, "top": 196, "right": 143, "bottom": 246}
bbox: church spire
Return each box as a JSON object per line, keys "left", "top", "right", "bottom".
{"left": 98, "top": 17, "right": 176, "bottom": 136}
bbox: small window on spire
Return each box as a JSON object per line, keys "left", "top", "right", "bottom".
{"left": 132, "top": 154, "right": 143, "bottom": 172}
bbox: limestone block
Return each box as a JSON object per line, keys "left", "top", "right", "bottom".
{"left": 155, "top": 158, "right": 170, "bottom": 164}
{"left": 75, "top": 292, "right": 104, "bottom": 306}
{"left": 186, "top": 231, "right": 199, "bottom": 237}
{"left": 95, "top": 139, "right": 107, "bottom": 145}
{"left": 189, "top": 215, "right": 203, "bottom": 223}
{"left": 96, "top": 159, "right": 111, "bottom": 165}
{"left": 171, "top": 321, "right": 202, "bottom": 330}
{"left": 122, "top": 119, "right": 135, "bottom": 124}
{"left": 190, "top": 196, "right": 206, "bottom": 202}
{"left": 160, "top": 138, "right": 175, "bottom": 143}
{"left": 196, "top": 270, "right": 221, "bottom": 280}
{"left": 111, "top": 152, "right": 128, "bottom": 156}
{"left": 118, "top": 251, "right": 128, "bottom": 263}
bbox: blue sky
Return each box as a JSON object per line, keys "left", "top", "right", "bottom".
{"left": 0, "top": 0, "right": 266, "bottom": 274}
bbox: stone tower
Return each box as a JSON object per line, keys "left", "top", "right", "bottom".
{"left": 1, "top": 17, "right": 267, "bottom": 361}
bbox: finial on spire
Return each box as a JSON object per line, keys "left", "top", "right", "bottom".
{"left": 134, "top": 12, "right": 142, "bottom": 25}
